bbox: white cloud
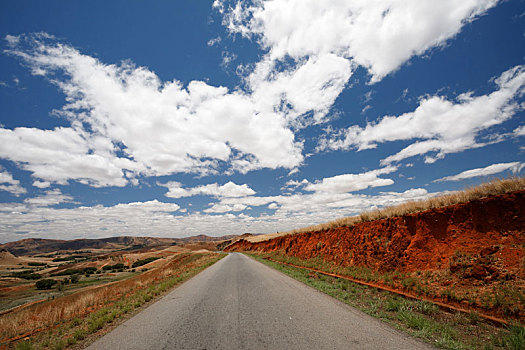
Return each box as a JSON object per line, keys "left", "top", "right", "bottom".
{"left": 268, "top": 202, "right": 278, "bottom": 209}
{"left": 218, "top": 186, "right": 434, "bottom": 218}
{"left": 222, "top": 0, "right": 498, "bottom": 82}
{"left": 32, "top": 180, "right": 51, "bottom": 188}
{"left": 320, "top": 65, "right": 525, "bottom": 164}
{"left": 515, "top": 125, "right": 525, "bottom": 136}
{"left": 214, "top": 166, "right": 428, "bottom": 217}
{"left": 304, "top": 166, "right": 397, "bottom": 194}
{"left": 207, "top": 36, "right": 221, "bottom": 46}
{"left": 24, "top": 189, "right": 74, "bottom": 207}
{"left": 0, "top": 127, "right": 130, "bottom": 187}
{"left": 0, "top": 168, "right": 26, "bottom": 196}
{"left": 287, "top": 168, "right": 299, "bottom": 176}
{"left": 213, "top": 0, "right": 501, "bottom": 137}
{"left": 435, "top": 162, "right": 525, "bottom": 182}
{"left": 204, "top": 203, "right": 247, "bottom": 213}
{"left": 283, "top": 178, "right": 308, "bottom": 189}
{"left": 221, "top": 51, "right": 237, "bottom": 67}
{"left": 249, "top": 53, "right": 353, "bottom": 127}
{"left": 5, "top": 34, "right": 20, "bottom": 46}
{"left": 162, "top": 181, "right": 256, "bottom": 199}
{"left": 3, "top": 34, "right": 303, "bottom": 184}
{"left": 113, "top": 200, "right": 180, "bottom": 212}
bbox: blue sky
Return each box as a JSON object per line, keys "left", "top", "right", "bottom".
{"left": 0, "top": 0, "right": 524, "bottom": 243}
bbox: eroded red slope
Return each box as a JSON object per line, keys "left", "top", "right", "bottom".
{"left": 226, "top": 190, "right": 524, "bottom": 277}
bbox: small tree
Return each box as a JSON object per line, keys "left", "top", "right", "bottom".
{"left": 70, "top": 274, "right": 80, "bottom": 283}
{"left": 36, "top": 279, "right": 57, "bottom": 290}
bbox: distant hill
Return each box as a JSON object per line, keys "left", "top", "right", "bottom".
{"left": 0, "top": 234, "right": 240, "bottom": 256}
{"left": 0, "top": 248, "right": 25, "bottom": 265}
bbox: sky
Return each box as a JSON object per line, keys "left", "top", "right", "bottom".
{"left": 0, "top": 0, "right": 524, "bottom": 243}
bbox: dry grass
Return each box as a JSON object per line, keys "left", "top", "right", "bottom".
{"left": 245, "top": 176, "right": 525, "bottom": 243}
{"left": 0, "top": 252, "right": 215, "bottom": 342}
{"left": 359, "top": 176, "right": 525, "bottom": 222}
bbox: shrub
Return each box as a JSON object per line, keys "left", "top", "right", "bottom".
{"left": 103, "top": 263, "right": 125, "bottom": 271}
{"left": 36, "top": 279, "right": 57, "bottom": 290}
{"left": 132, "top": 257, "right": 159, "bottom": 268}
{"left": 70, "top": 274, "right": 80, "bottom": 283}
{"left": 10, "top": 271, "right": 41, "bottom": 280}
{"left": 52, "top": 255, "right": 85, "bottom": 262}
{"left": 51, "top": 267, "right": 97, "bottom": 276}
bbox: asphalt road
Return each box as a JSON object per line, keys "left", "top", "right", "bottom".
{"left": 87, "top": 253, "right": 434, "bottom": 350}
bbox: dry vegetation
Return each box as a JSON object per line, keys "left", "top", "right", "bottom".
{"left": 247, "top": 176, "right": 525, "bottom": 243}
{"left": 359, "top": 176, "right": 525, "bottom": 222}
{"left": 0, "top": 252, "right": 223, "bottom": 347}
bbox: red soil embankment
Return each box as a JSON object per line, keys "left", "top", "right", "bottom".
{"left": 226, "top": 190, "right": 525, "bottom": 277}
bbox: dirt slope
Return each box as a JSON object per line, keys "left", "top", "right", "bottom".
{"left": 0, "top": 249, "right": 25, "bottom": 266}
{"left": 226, "top": 190, "right": 524, "bottom": 276}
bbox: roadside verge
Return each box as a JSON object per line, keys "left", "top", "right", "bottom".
{"left": 245, "top": 253, "right": 524, "bottom": 350}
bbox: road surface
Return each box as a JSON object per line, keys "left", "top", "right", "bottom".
{"left": 87, "top": 253, "right": 434, "bottom": 350}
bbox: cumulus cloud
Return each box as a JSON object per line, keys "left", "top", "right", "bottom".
{"left": 32, "top": 180, "right": 51, "bottom": 188}
{"left": 3, "top": 33, "right": 303, "bottom": 185}
{"left": 204, "top": 202, "right": 248, "bottom": 213}
{"left": 282, "top": 178, "right": 308, "bottom": 190}
{"left": 221, "top": 0, "right": 498, "bottom": 82}
{"left": 0, "top": 168, "right": 26, "bottom": 196}
{"left": 304, "top": 166, "right": 397, "bottom": 194}
{"left": 435, "top": 162, "right": 525, "bottom": 182}
{"left": 218, "top": 186, "right": 433, "bottom": 218}
{"left": 248, "top": 53, "right": 353, "bottom": 127}
{"left": 214, "top": 0, "right": 501, "bottom": 135}
{"left": 319, "top": 65, "right": 525, "bottom": 164}
{"left": 161, "top": 181, "right": 256, "bottom": 198}
{"left": 213, "top": 166, "right": 428, "bottom": 217}
{"left": 112, "top": 200, "right": 180, "bottom": 212}
{"left": 268, "top": 202, "right": 278, "bottom": 209}
{"left": 24, "top": 189, "right": 74, "bottom": 207}
{"left": 0, "top": 127, "right": 130, "bottom": 187}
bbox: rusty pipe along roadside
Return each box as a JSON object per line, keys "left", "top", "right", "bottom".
{"left": 261, "top": 256, "right": 509, "bottom": 327}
